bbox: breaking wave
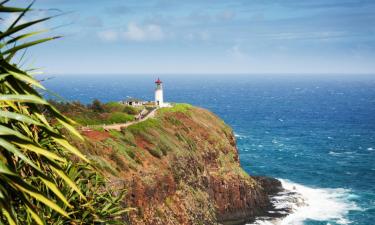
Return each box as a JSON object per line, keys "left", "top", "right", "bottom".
{"left": 250, "top": 179, "right": 360, "bottom": 225}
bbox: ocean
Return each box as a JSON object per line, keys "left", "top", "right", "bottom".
{"left": 42, "top": 74, "right": 375, "bottom": 225}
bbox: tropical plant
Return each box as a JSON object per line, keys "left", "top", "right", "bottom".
{"left": 0, "top": 1, "right": 127, "bottom": 224}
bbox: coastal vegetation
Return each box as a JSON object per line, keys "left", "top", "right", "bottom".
{"left": 50, "top": 100, "right": 138, "bottom": 125}
{"left": 0, "top": 2, "right": 127, "bottom": 224}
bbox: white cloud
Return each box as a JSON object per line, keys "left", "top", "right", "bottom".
{"left": 199, "top": 31, "right": 210, "bottom": 41}
{"left": 217, "top": 10, "right": 235, "bottom": 21}
{"left": 227, "top": 45, "right": 249, "bottom": 60}
{"left": 186, "top": 33, "right": 195, "bottom": 41}
{"left": 97, "top": 30, "right": 118, "bottom": 42}
{"left": 265, "top": 31, "right": 349, "bottom": 40}
{"left": 185, "top": 31, "right": 210, "bottom": 41}
{"left": 123, "top": 22, "right": 164, "bottom": 42}
{"left": 98, "top": 22, "right": 165, "bottom": 42}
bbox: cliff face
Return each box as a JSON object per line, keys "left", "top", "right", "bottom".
{"left": 72, "top": 104, "right": 281, "bottom": 225}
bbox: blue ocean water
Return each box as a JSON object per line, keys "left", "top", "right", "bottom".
{"left": 42, "top": 74, "right": 375, "bottom": 225}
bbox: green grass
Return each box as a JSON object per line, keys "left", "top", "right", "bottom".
{"left": 158, "top": 103, "right": 192, "bottom": 115}
{"left": 108, "top": 112, "right": 134, "bottom": 123}
{"left": 72, "top": 112, "right": 134, "bottom": 125}
{"left": 89, "top": 155, "right": 118, "bottom": 174}
{"left": 105, "top": 101, "right": 125, "bottom": 112}
{"left": 148, "top": 147, "right": 163, "bottom": 158}
{"left": 127, "top": 118, "right": 161, "bottom": 134}
{"left": 123, "top": 105, "right": 142, "bottom": 115}
{"left": 120, "top": 129, "right": 137, "bottom": 146}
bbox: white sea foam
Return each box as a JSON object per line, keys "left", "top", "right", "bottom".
{"left": 329, "top": 151, "right": 341, "bottom": 156}
{"left": 249, "top": 179, "right": 360, "bottom": 225}
{"left": 235, "top": 133, "right": 248, "bottom": 139}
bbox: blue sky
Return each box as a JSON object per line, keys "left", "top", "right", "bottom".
{"left": 4, "top": 0, "right": 375, "bottom": 75}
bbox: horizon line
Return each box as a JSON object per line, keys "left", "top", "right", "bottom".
{"left": 39, "top": 72, "right": 375, "bottom": 76}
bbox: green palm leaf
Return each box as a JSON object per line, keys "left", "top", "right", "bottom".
{"left": 0, "top": 1, "right": 128, "bottom": 224}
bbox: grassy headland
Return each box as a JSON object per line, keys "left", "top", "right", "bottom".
{"left": 58, "top": 102, "right": 275, "bottom": 225}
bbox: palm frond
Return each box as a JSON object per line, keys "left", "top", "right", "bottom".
{"left": 0, "top": 1, "right": 128, "bottom": 224}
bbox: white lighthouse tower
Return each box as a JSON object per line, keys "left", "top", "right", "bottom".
{"left": 154, "top": 78, "right": 164, "bottom": 107}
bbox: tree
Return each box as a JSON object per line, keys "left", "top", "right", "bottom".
{"left": 0, "top": 1, "right": 127, "bottom": 224}
{"left": 90, "top": 99, "right": 105, "bottom": 112}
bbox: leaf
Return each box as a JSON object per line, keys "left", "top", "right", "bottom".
{"left": 0, "top": 0, "right": 11, "bottom": 5}
{"left": 0, "top": 17, "right": 51, "bottom": 40}
{"left": 13, "top": 182, "right": 69, "bottom": 218}
{"left": 51, "top": 166, "right": 86, "bottom": 201}
{"left": 0, "top": 138, "right": 42, "bottom": 173}
{"left": 0, "top": 6, "right": 25, "bottom": 12}
{"left": 0, "top": 160, "right": 17, "bottom": 176}
{"left": 34, "top": 112, "right": 54, "bottom": 130}
{"left": 0, "top": 110, "right": 43, "bottom": 126}
{"left": 2, "top": 37, "right": 61, "bottom": 55}
{"left": 21, "top": 194, "right": 46, "bottom": 225}
{"left": 0, "top": 94, "right": 48, "bottom": 104}
{"left": 52, "top": 137, "right": 89, "bottom": 163}
{"left": 0, "top": 124, "right": 32, "bottom": 142}
{"left": 48, "top": 104, "right": 78, "bottom": 125}
{"left": 8, "top": 0, "right": 34, "bottom": 31}
{"left": 57, "top": 118, "right": 83, "bottom": 140}
{"left": 14, "top": 142, "right": 66, "bottom": 162}
{"left": 1, "top": 206, "right": 17, "bottom": 225}
{"left": 6, "top": 69, "right": 46, "bottom": 90}
{"left": 40, "top": 178, "right": 73, "bottom": 208}
{"left": 0, "top": 73, "right": 9, "bottom": 81}
{"left": 4, "top": 30, "right": 48, "bottom": 46}
{"left": 26, "top": 205, "right": 45, "bottom": 225}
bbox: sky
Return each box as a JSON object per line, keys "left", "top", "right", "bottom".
{"left": 3, "top": 0, "right": 375, "bottom": 75}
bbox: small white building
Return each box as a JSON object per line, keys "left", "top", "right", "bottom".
{"left": 123, "top": 98, "right": 144, "bottom": 107}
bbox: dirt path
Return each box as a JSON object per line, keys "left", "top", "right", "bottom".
{"left": 101, "top": 108, "right": 157, "bottom": 131}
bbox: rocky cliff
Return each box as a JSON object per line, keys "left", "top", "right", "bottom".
{"left": 70, "top": 104, "right": 282, "bottom": 225}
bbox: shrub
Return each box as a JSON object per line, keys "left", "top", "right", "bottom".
{"left": 108, "top": 112, "right": 134, "bottom": 123}
{"left": 128, "top": 118, "right": 160, "bottom": 134}
{"left": 124, "top": 148, "right": 136, "bottom": 159}
{"left": 105, "top": 101, "right": 125, "bottom": 112}
{"left": 158, "top": 140, "right": 173, "bottom": 155}
{"left": 120, "top": 129, "right": 137, "bottom": 146}
{"left": 90, "top": 99, "right": 105, "bottom": 112}
{"left": 123, "top": 105, "right": 140, "bottom": 115}
{"left": 109, "top": 150, "right": 128, "bottom": 170}
{"left": 148, "top": 148, "right": 163, "bottom": 158}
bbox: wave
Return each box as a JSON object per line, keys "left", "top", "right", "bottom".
{"left": 329, "top": 151, "right": 357, "bottom": 156}
{"left": 249, "top": 179, "right": 360, "bottom": 225}
{"left": 234, "top": 133, "right": 248, "bottom": 139}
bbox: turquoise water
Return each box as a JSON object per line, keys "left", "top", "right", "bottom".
{"left": 43, "top": 74, "right": 375, "bottom": 225}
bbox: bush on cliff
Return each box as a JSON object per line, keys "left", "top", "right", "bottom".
{"left": 108, "top": 112, "right": 135, "bottom": 123}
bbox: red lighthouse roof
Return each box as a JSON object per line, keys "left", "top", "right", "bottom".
{"left": 155, "top": 78, "right": 162, "bottom": 84}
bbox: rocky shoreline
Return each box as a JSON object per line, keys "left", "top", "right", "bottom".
{"left": 219, "top": 176, "right": 285, "bottom": 225}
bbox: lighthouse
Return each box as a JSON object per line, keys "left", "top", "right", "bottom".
{"left": 154, "top": 78, "right": 164, "bottom": 107}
